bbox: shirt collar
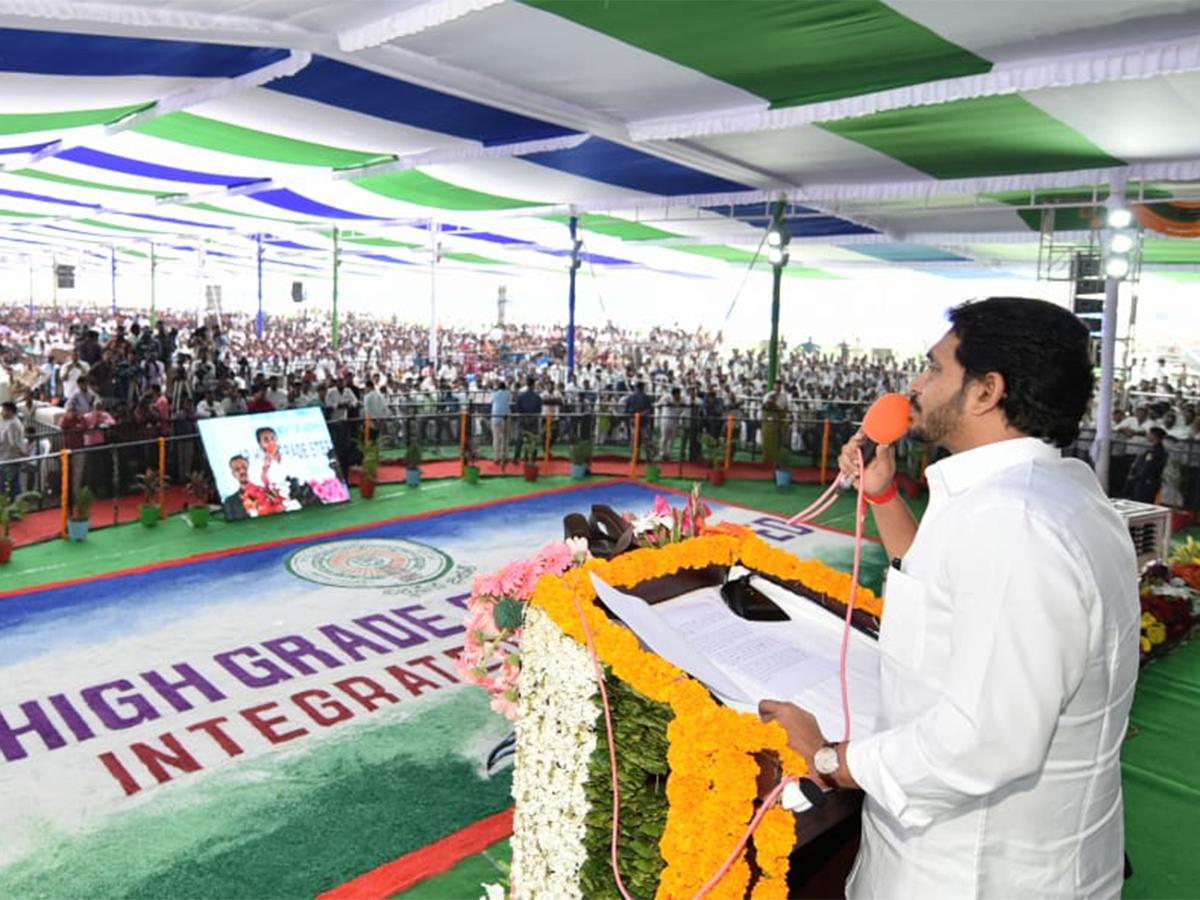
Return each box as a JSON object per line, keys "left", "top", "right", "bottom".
{"left": 926, "top": 436, "right": 1062, "bottom": 498}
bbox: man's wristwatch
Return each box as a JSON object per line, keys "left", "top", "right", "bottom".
{"left": 813, "top": 742, "right": 841, "bottom": 786}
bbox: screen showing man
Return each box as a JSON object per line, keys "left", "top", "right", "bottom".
{"left": 198, "top": 407, "right": 350, "bottom": 520}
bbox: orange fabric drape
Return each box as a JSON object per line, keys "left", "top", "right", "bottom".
{"left": 1135, "top": 201, "right": 1200, "bottom": 238}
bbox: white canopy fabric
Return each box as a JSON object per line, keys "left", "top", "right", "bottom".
{"left": 1, "top": 0, "right": 1200, "bottom": 287}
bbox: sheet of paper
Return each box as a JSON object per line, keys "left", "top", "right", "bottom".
{"left": 590, "top": 572, "right": 881, "bottom": 741}
{"left": 590, "top": 573, "right": 753, "bottom": 704}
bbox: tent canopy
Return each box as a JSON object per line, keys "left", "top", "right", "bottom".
{"left": 2, "top": 0, "right": 1200, "bottom": 286}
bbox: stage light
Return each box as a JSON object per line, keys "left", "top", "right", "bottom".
{"left": 1107, "top": 207, "right": 1133, "bottom": 229}
{"left": 1109, "top": 233, "right": 1134, "bottom": 254}
{"left": 766, "top": 218, "right": 790, "bottom": 267}
{"left": 1105, "top": 256, "right": 1130, "bottom": 279}
{"left": 1102, "top": 204, "right": 1138, "bottom": 281}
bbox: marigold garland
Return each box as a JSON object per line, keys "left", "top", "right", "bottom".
{"left": 530, "top": 528, "right": 870, "bottom": 899}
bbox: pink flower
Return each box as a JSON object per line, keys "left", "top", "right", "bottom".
{"left": 455, "top": 538, "right": 601, "bottom": 719}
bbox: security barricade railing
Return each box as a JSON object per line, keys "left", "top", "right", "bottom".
{"left": 15, "top": 408, "right": 1193, "bottom": 530}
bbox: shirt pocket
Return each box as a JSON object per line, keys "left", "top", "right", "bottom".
{"left": 879, "top": 567, "right": 926, "bottom": 671}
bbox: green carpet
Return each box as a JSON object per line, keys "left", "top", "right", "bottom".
{"left": 1, "top": 475, "right": 907, "bottom": 594}
{"left": 1121, "top": 638, "right": 1200, "bottom": 900}
{"left": 389, "top": 839, "right": 510, "bottom": 900}
{"left": 3, "top": 473, "right": 1193, "bottom": 900}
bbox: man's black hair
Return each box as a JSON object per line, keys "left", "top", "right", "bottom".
{"left": 948, "top": 296, "right": 1094, "bottom": 448}
{"left": 255, "top": 426, "right": 277, "bottom": 444}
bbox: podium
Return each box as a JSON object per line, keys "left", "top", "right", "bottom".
{"left": 507, "top": 530, "right": 881, "bottom": 900}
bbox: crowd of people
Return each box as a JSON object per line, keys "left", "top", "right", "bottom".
{"left": 0, "top": 302, "right": 920, "bottom": 493}
{"left": 1, "top": 302, "right": 1198, "bottom": 510}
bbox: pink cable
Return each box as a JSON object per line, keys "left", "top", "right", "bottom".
{"left": 561, "top": 451, "right": 876, "bottom": 897}
{"left": 837, "top": 448, "right": 869, "bottom": 743}
{"left": 571, "top": 591, "right": 808, "bottom": 900}
{"left": 690, "top": 777, "right": 796, "bottom": 900}
{"left": 782, "top": 449, "right": 870, "bottom": 742}
{"left": 785, "top": 478, "right": 840, "bottom": 525}
{"left": 570, "top": 590, "right": 638, "bottom": 900}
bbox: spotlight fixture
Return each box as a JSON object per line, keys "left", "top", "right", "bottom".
{"left": 765, "top": 219, "right": 790, "bottom": 268}
{"left": 1103, "top": 203, "right": 1138, "bottom": 282}
{"left": 1109, "top": 233, "right": 1134, "bottom": 254}
{"left": 1106, "top": 207, "right": 1133, "bottom": 229}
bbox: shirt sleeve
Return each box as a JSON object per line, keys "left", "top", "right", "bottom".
{"left": 847, "top": 506, "right": 1093, "bottom": 827}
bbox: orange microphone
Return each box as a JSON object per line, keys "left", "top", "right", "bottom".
{"left": 839, "top": 393, "right": 912, "bottom": 489}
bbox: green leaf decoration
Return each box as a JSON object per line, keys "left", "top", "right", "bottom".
{"left": 492, "top": 597, "right": 526, "bottom": 631}
{"left": 580, "top": 668, "right": 672, "bottom": 898}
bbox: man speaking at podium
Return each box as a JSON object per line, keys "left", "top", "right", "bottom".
{"left": 761, "top": 297, "right": 1140, "bottom": 899}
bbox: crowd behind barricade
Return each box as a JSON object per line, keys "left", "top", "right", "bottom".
{"left": 0, "top": 302, "right": 1197, "bottom": 514}
{"left": 1087, "top": 356, "right": 1200, "bottom": 510}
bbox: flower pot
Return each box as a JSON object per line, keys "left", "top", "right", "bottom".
{"left": 1170, "top": 509, "right": 1194, "bottom": 533}
{"left": 0, "top": 537, "right": 12, "bottom": 564}
{"left": 405, "top": 468, "right": 421, "bottom": 488}
{"left": 67, "top": 518, "right": 90, "bottom": 542}
{"left": 774, "top": 468, "right": 792, "bottom": 488}
{"left": 707, "top": 469, "right": 725, "bottom": 487}
{"left": 523, "top": 463, "right": 539, "bottom": 482}
{"left": 569, "top": 462, "right": 588, "bottom": 480}
{"left": 463, "top": 464, "right": 481, "bottom": 485}
{"left": 360, "top": 477, "right": 377, "bottom": 499}
{"left": 188, "top": 505, "right": 210, "bottom": 528}
{"left": 139, "top": 503, "right": 161, "bottom": 528}
{"left": 644, "top": 463, "right": 661, "bottom": 483}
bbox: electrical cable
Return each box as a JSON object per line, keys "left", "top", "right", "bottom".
{"left": 721, "top": 228, "right": 769, "bottom": 325}
{"left": 563, "top": 394, "right": 909, "bottom": 896}
{"left": 581, "top": 245, "right": 609, "bottom": 319}
{"left": 571, "top": 583, "right": 802, "bottom": 900}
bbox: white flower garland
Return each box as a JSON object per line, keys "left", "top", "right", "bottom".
{"left": 509, "top": 605, "right": 599, "bottom": 900}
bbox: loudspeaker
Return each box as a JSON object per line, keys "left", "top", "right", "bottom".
{"left": 1071, "top": 252, "right": 1104, "bottom": 334}
{"left": 291, "top": 281, "right": 305, "bottom": 303}
{"left": 55, "top": 264, "right": 75, "bottom": 289}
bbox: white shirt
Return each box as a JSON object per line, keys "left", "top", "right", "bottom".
{"left": 847, "top": 438, "right": 1140, "bottom": 900}
{"left": 0, "top": 414, "right": 23, "bottom": 462}
{"left": 363, "top": 387, "right": 388, "bottom": 421}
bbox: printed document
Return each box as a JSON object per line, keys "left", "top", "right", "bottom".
{"left": 590, "top": 572, "right": 880, "bottom": 741}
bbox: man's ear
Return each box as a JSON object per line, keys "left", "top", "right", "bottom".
{"left": 968, "top": 371, "right": 1007, "bottom": 415}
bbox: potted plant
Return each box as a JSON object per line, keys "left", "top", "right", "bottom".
{"left": 0, "top": 490, "right": 40, "bottom": 563}
{"left": 404, "top": 439, "right": 422, "bottom": 488}
{"left": 462, "top": 443, "right": 481, "bottom": 485}
{"left": 135, "top": 468, "right": 166, "bottom": 528}
{"left": 184, "top": 469, "right": 213, "bottom": 527}
{"left": 642, "top": 434, "right": 661, "bottom": 483}
{"left": 774, "top": 445, "right": 793, "bottom": 488}
{"left": 569, "top": 438, "right": 592, "bottom": 480}
{"left": 701, "top": 433, "right": 726, "bottom": 487}
{"left": 359, "top": 438, "right": 380, "bottom": 499}
{"left": 68, "top": 485, "right": 94, "bottom": 542}
{"left": 521, "top": 440, "right": 540, "bottom": 482}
